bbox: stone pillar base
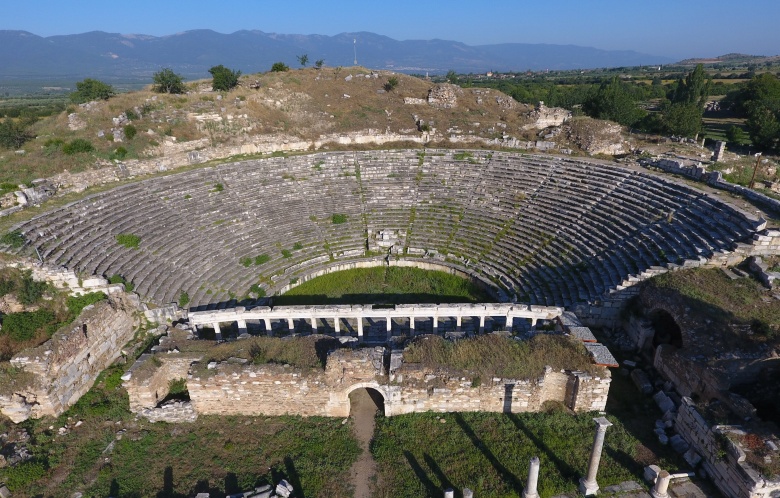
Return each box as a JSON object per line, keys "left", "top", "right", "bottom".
{"left": 579, "top": 478, "right": 598, "bottom": 496}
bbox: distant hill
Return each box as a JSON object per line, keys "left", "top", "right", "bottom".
{"left": 676, "top": 53, "right": 780, "bottom": 66}
{"left": 0, "top": 29, "right": 674, "bottom": 83}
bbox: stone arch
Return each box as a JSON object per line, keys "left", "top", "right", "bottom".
{"left": 343, "top": 382, "right": 388, "bottom": 417}
{"left": 647, "top": 308, "right": 684, "bottom": 350}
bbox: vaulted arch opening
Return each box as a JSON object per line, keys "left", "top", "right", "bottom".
{"left": 648, "top": 309, "right": 683, "bottom": 349}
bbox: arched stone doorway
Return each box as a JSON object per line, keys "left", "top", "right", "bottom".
{"left": 348, "top": 387, "right": 385, "bottom": 417}
{"left": 648, "top": 309, "right": 683, "bottom": 349}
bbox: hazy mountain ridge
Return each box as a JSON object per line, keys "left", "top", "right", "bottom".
{"left": 0, "top": 29, "right": 675, "bottom": 82}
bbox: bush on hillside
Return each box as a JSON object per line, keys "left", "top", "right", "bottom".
{"left": 70, "top": 78, "right": 115, "bottom": 104}
{"left": 152, "top": 68, "right": 186, "bottom": 94}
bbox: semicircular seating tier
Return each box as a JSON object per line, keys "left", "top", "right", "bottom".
{"left": 14, "top": 150, "right": 762, "bottom": 308}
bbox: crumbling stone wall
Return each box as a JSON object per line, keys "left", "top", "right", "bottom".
{"left": 126, "top": 347, "right": 611, "bottom": 419}
{"left": 676, "top": 397, "right": 780, "bottom": 498}
{"left": 0, "top": 294, "right": 138, "bottom": 422}
{"left": 123, "top": 354, "right": 199, "bottom": 412}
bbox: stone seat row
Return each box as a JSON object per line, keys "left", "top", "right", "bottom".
{"left": 14, "top": 150, "right": 759, "bottom": 308}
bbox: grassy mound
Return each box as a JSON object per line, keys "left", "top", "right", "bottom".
{"left": 275, "top": 266, "right": 493, "bottom": 305}
{"left": 403, "top": 334, "right": 600, "bottom": 381}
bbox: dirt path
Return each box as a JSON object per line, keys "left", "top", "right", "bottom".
{"left": 348, "top": 389, "right": 380, "bottom": 498}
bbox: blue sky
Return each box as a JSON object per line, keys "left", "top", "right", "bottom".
{"left": 3, "top": 0, "right": 778, "bottom": 59}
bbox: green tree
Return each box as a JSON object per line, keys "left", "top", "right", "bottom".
{"left": 271, "top": 62, "right": 289, "bottom": 72}
{"left": 0, "top": 119, "right": 35, "bottom": 149}
{"left": 209, "top": 64, "right": 241, "bottom": 92}
{"left": 582, "top": 76, "right": 645, "bottom": 126}
{"left": 662, "top": 64, "right": 710, "bottom": 137}
{"left": 152, "top": 68, "right": 186, "bottom": 94}
{"left": 662, "top": 102, "right": 704, "bottom": 137}
{"left": 314, "top": 59, "right": 324, "bottom": 69}
{"left": 383, "top": 77, "right": 399, "bottom": 92}
{"left": 726, "top": 125, "right": 750, "bottom": 145}
{"left": 446, "top": 70, "right": 458, "bottom": 84}
{"left": 70, "top": 78, "right": 115, "bottom": 103}
{"left": 297, "top": 54, "right": 309, "bottom": 67}
{"left": 728, "top": 73, "right": 780, "bottom": 149}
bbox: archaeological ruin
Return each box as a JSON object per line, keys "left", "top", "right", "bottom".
{"left": 3, "top": 148, "right": 780, "bottom": 497}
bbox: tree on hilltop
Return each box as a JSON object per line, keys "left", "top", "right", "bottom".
{"left": 209, "top": 65, "right": 241, "bottom": 92}
{"left": 70, "top": 78, "right": 115, "bottom": 104}
{"left": 314, "top": 59, "right": 324, "bottom": 69}
{"left": 271, "top": 62, "right": 289, "bottom": 72}
{"left": 297, "top": 54, "right": 309, "bottom": 67}
{"left": 583, "top": 76, "right": 646, "bottom": 127}
{"left": 152, "top": 68, "right": 186, "bottom": 94}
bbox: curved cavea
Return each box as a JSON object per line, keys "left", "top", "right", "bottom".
{"left": 13, "top": 149, "right": 763, "bottom": 308}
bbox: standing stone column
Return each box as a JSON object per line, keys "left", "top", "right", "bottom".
{"left": 213, "top": 322, "right": 222, "bottom": 341}
{"left": 310, "top": 316, "right": 318, "bottom": 333}
{"left": 443, "top": 489, "right": 454, "bottom": 498}
{"left": 334, "top": 317, "right": 341, "bottom": 334}
{"left": 456, "top": 315, "right": 462, "bottom": 331}
{"left": 579, "top": 417, "right": 613, "bottom": 495}
{"left": 409, "top": 316, "right": 415, "bottom": 336}
{"left": 386, "top": 316, "right": 393, "bottom": 342}
{"left": 523, "top": 456, "right": 541, "bottom": 498}
{"left": 650, "top": 470, "right": 671, "bottom": 498}
{"left": 463, "top": 489, "right": 474, "bottom": 498}
{"left": 236, "top": 320, "right": 247, "bottom": 335}
{"left": 263, "top": 318, "right": 272, "bottom": 336}
{"left": 479, "top": 315, "right": 486, "bottom": 333}
{"left": 287, "top": 318, "right": 295, "bottom": 332}
{"left": 432, "top": 314, "right": 438, "bottom": 333}
{"left": 357, "top": 318, "right": 364, "bottom": 342}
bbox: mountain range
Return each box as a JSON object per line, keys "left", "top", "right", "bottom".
{"left": 0, "top": 29, "right": 675, "bottom": 83}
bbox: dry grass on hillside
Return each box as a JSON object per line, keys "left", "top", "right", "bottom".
{"left": 0, "top": 67, "right": 538, "bottom": 184}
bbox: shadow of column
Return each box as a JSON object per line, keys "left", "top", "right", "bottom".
{"left": 454, "top": 413, "right": 522, "bottom": 490}
{"left": 404, "top": 450, "right": 440, "bottom": 496}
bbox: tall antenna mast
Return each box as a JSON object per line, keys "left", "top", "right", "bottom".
{"left": 353, "top": 38, "right": 358, "bottom": 66}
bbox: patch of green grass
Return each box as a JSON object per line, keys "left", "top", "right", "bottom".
{"left": 292, "top": 242, "right": 303, "bottom": 250}
{"left": 372, "top": 410, "right": 641, "bottom": 498}
{"left": 178, "top": 290, "right": 190, "bottom": 308}
{"left": 275, "top": 266, "right": 491, "bottom": 305}
{"left": 453, "top": 151, "right": 474, "bottom": 161}
{"left": 0, "top": 230, "right": 25, "bottom": 248}
{"left": 254, "top": 254, "right": 270, "bottom": 265}
{"left": 239, "top": 256, "right": 253, "bottom": 267}
{"left": 107, "top": 274, "right": 134, "bottom": 292}
{"left": 646, "top": 268, "right": 780, "bottom": 341}
{"left": 331, "top": 213, "right": 348, "bottom": 224}
{"left": 115, "top": 233, "right": 141, "bottom": 249}
{"left": 65, "top": 291, "right": 106, "bottom": 318}
{"left": 281, "top": 249, "right": 292, "bottom": 258}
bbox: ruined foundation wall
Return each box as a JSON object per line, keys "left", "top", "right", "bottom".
{"left": 0, "top": 296, "right": 137, "bottom": 422}
{"left": 123, "top": 355, "right": 200, "bottom": 412}
{"left": 178, "top": 363, "right": 610, "bottom": 418}
{"left": 676, "top": 397, "right": 780, "bottom": 498}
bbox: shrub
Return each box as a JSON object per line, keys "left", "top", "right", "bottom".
{"left": 209, "top": 64, "right": 241, "bottom": 92}
{"left": 249, "top": 283, "right": 266, "bottom": 297}
{"left": 281, "top": 249, "right": 292, "bottom": 258}
{"left": 271, "top": 62, "right": 290, "bottom": 72}
{"left": 152, "top": 68, "right": 186, "bottom": 94}
{"left": 293, "top": 242, "right": 303, "bottom": 250}
{"left": 62, "top": 138, "right": 94, "bottom": 155}
{"left": 383, "top": 76, "right": 399, "bottom": 92}
{"left": 0, "top": 118, "right": 35, "bottom": 149}
{"left": 123, "top": 124, "right": 137, "bottom": 140}
{"left": 0, "top": 230, "right": 25, "bottom": 248}
{"left": 331, "top": 213, "right": 348, "bottom": 224}
{"left": 18, "top": 275, "right": 47, "bottom": 305}
{"left": 239, "top": 256, "right": 253, "bottom": 267}
{"left": 111, "top": 146, "right": 128, "bottom": 160}
{"left": 70, "top": 78, "right": 115, "bottom": 103}
{"left": 254, "top": 254, "right": 270, "bottom": 265}
{"left": 2, "top": 460, "right": 47, "bottom": 491}
{"left": 115, "top": 233, "right": 141, "bottom": 249}
{"left": 178, "top": 291, "right": 190, "bottom": 307}
{"left": 108, "top": 274, "right": 134, "bottom": 292}
{"left": 66, "top": 292, "right": 106, "bottom": 318}
{"left": 1, "top": 309, "right": 55, "bottom": 341}
{"left": 124, "top": 108, "right": 139, "bottom": 120}
{"left": 168, "top": 378, "right": 188, "bottom": 396}
{"left": 213, "top": 183, "right": 224, "bottom": 192}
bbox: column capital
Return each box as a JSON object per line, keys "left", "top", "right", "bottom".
{"left": 593, "top": 416, "right": 613, "bottom": 430}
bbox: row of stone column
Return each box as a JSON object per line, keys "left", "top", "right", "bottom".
{"left": 210, "top": 315, "right": 538, "bottom": 341}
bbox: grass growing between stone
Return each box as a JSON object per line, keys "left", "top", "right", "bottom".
{"left": 275, "top": 266, "right": 492, "bottom": 305}
{"left": 0, "top": 365, "right": 360, "bottom": 497}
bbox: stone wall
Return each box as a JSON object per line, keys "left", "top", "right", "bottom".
{"left": 675, "top": 397, "right": 780, "bottom": 498}
{"left": 0, "top": 294, "right": 138, "bottom": 422}
{"left": 126, "top": 346, "right": 611, "bottom": 420}
{"left": 123, "top": 354, "right": 199, "bottom": 412}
